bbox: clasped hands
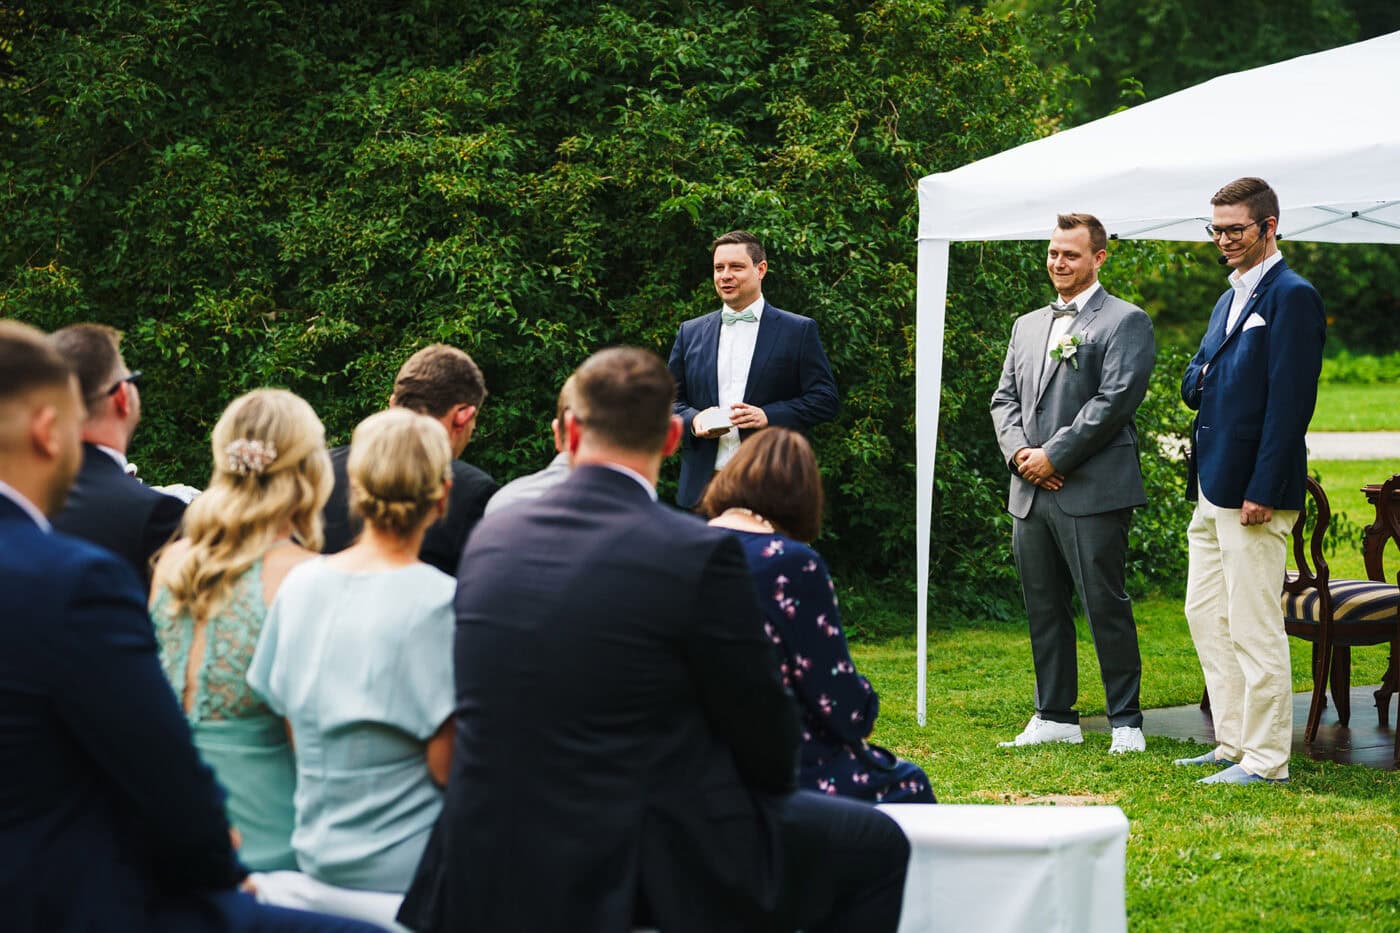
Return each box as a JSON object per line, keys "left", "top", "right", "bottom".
{"left": 1014, "top": 447, "right": 1064, "bottom": 491}
{"left": 694, "top": 403, "right": 768, "bottom": 437}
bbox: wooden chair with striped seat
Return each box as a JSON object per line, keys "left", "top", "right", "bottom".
{"left": 1282, "top": 476, "right": 1400, "bottom": 747}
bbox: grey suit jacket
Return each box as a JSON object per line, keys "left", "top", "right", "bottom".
{"left": 990, "top": 287, "right": 1156, "bottom": 520}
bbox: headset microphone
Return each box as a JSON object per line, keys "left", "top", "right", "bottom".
{"left": 1217, "top": 253, "right": 1231, "bottom": 265}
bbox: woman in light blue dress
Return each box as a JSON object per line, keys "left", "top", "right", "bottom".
{"left": 149, "top": 389, "right": 334, "bottom": 870}
{"left": 248, "top": 408, "right": 456, "bottom": 896}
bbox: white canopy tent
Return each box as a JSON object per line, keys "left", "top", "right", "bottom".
{"left": 913, "top": 30, "right": 1400, "bottom": 724}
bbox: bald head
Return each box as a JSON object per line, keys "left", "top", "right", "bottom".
{"left": 0, "top": 320, "right": 85, "bottom": 516}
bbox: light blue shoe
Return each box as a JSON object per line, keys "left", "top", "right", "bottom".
{"left": 1198, "top": 764, "right": 1288, "bottom": 785}
{"left": 1172, "top": 750, "right": 1236, "bottom": 768}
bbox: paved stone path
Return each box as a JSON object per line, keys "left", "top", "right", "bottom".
{"left": 1308, "top": 431, "right": 1400, "bottom": 461}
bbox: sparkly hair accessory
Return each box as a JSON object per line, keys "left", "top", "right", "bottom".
{"left": 225, "top": 438, "right": 278, "bottom": 476}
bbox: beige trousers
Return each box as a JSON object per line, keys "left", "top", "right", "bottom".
{"left": 1184, "top": 494, "right": 1298, "bottom": 779}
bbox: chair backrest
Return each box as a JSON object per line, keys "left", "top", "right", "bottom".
{"left": 1377, "top": 473, "right": 1400, "bottom": 585}
{"left": 1284, "top": 476, "right": 1331, "bottom": 597}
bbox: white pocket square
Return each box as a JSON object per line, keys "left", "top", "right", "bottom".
{"left": 1242, "top": 312, "right": 1266, "bottom": 331}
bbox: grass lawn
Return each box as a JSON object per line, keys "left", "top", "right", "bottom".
{"left": 1311, "top": 383, "right": 1400, "bottom": 432}
{"left": 849, "top": 593, "right": 1400, "bottom": 931}
{"left": 1311, "top": 458, "right": 1400, "bottom": 582}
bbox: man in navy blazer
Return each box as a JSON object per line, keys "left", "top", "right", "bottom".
{"left": 0, "top": 321, "right": 373, "bottom": 932}
{"left": 50, "top": 323, "right": 186, "bottom": 589}
{"left": 669, "top": 230, "right": 838, "bottom": 508}
{"left": 1178, "top": 178, "right": 1326, "bottom": 786}
{"left": 399, "top": 347, "right": 907, "bottom": 933}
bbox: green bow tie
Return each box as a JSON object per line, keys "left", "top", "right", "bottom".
{"left": 722, "top": 309, "right": 758, "bottom": 325}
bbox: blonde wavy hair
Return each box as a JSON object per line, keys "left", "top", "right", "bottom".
{"left": 348, "top": 408, "right": 452, "bottom": 537}
{"left": 161, "top": 389, "right": 332, "bottom": 622}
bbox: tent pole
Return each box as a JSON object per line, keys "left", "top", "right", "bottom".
{"left": 915, "top": 237, "right": 950, "bottom": 727}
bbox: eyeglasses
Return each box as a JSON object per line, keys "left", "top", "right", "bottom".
{"left": 1205, "top": 219, "right": 1269, "bottom": 242}
{"left": 98, "top": 370, "right": 143, "bottom": 399}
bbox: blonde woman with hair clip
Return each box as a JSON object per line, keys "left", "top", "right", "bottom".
{"left": 149, "top": 389, "right": 334, "bottom": 872}
{"left": 246, "top": 408, "right": 457, "bottom": 926}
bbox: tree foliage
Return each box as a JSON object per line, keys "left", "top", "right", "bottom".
{"left": 2, "top": 1, "right": 1206, "bottom": 614}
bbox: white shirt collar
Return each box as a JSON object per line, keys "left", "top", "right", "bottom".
{"left": 722, "top": 294, "right": 765, "bottom": 321}
{"left": 1229, "top": 249, "right": 1283, "bottom": 293}
{"left": 95, "top": 444, "right": 128, "bottom": 470}
{"left": 0, "top": 478, "right": 51, "bottom": 531}
{"left": 1055, "top": 281, "right": 1101, "bottom": 310}
{"left": 597, "top": 463, "right": 658, "bottom": 501}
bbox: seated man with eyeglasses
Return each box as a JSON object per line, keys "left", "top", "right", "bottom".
{"left": 50, "top": 323, "right": 186, "bottom": 589}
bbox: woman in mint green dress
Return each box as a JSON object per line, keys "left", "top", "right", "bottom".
{"left": 149, "top": 389, "right": 333, "bottom": 871}
{"left": 248, "top": 408, "right": 456, "bottom": 898}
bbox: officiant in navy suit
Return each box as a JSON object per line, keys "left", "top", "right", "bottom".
{"left": 668, "top": 230, "right": 838, "bottom": 508}
{"left": 1178, "top": 177, "right": 1326, "bottom": 786}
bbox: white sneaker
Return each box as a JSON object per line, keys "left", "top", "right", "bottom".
{"left": 998, "top": 715, "right": 1084, "bottom": 747}
{"left": 1108, "top": 726, "right": 1146, "bottom": 754}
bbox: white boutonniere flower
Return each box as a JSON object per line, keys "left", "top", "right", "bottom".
{"left": 1050, "top": 334, "right": 1082, "bottom": 369}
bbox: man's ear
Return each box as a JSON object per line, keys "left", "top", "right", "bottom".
{"left": 30, "top": 404, "right": 61, "bottom": 460}
{"left": 565, "top": 411, "right": 583, "bottom": 456}
{"left": 112, "top": 381, "right": 132, "bottom": 419}
{"left": 551, "top": 417, "right": 565, "bottom": 454}
{"left": 452, "top": 404, "right": 478, "bottom": 432}
{"left": 662, "top": 415, "right": 683, "bottom": 458}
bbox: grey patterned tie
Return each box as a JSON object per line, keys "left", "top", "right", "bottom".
{"left": 1051, "top": 301, "right": 1078, "bottom": 318}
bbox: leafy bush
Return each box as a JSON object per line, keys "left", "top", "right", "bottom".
{"left": 1319, "top": 350, "right": 1400, "bottom": 385}
{"left": 1, "top": 1, "right": 1202, "bottom": 618}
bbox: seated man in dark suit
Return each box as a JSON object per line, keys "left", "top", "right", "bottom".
{"left": 49, "top": 323, "right": 186, "bottom": 589}
{"left": 399, "top": 347, "right": 908, "bottom": 933}
{"left": 0, "top": 320, "right": 375, "bottom": 933}
{"left": 322, "top": 344, "right": 497, "bottom": 576}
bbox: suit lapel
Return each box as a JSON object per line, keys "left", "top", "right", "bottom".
{"left": 1209, "top": 258, "right": 1289, "bottom": 366}
{"left": 1034, "top": 288, "right": 1105, "bottom": 405}
{"left": 698, "top": 311, "right": 723, "bottom": 405}
{"left": 742, "top": 302, "right": 781, "bottom": 401}
{"left": 1024, "top": 306, "right": 1055, "bottom": 403}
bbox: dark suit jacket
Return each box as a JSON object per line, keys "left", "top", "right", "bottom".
{"left": 52, "top": 443, "right": 186, "bottom": 589}
{"left": 1182, "top": 259, "right": 1325, "bottom": 510}
{"left": 0, "top": 495, "right": 245, "bottom": 931}
{"left": 321, "top": 444, "right": 498, "bottom": 576}
{"left": 990, "top": 288, "right": 1156, "bottom": 519}
{"left": 399, "top": 465, "right": 802, "bottom": 933}
{"left": 669, "top": 302, "right": 838, "bottom": 508}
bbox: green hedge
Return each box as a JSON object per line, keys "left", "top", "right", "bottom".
{"left": 2, "top": 1, "right": 1197, "bottom": 617}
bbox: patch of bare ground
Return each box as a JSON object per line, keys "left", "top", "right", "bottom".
{"left": 967, "top": 791, "right": 1118, "bottom": 806}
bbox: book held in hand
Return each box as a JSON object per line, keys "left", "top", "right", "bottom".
{"left": 695, "top": 407, "right": 733, "bottom": 435}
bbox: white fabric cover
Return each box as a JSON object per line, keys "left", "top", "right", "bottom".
{"left": 879, "top": 804, "right": 1129, "bottom": 933}
{"left": 251, "top": 871, "right": 408, "bottom": 932}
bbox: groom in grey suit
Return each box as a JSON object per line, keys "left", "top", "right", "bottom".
{"left": 990, "top": 213, "right": 1156, "bottom": 754}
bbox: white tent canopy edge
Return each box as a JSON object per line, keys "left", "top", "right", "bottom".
{"left": 912, "top": 30, "right": 1400, "bottom": 725}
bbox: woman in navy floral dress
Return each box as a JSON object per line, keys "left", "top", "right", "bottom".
{"left": 703, "top": 428, "right": 934, "bottom": 804}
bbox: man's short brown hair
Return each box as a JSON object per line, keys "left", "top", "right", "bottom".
{"left": 1211, "top": 177, "right": 1280, "bottom": 225}
{"left": 711, "top": 230, "right": 766, "bottom": 265}
{"left": 1, "top": 320, "right": 73, "bottom": 405}
{"left": 700, "top": 427, "right": 823, "bottom": 542}
{"left": 571, "top": 347, "right": 674, "bottom": 453}
{"left": 391, "top": 344, "right": 487, "bottom": 417}
{"left": 49, "top": 323, "right": 123, "bottom": 414}
{"left": 1056, "top": 213, "right": 1107, "bottom": 254}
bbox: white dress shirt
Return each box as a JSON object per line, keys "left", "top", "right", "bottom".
{"left": 1044, "top": 281, "right": 1101, "bottom": 373}
{"left": 1226, "top": 250, "right": 1283, "bottom": 333}
{"left": 0, "top": 478, "right": 51, "bottom": 531}
{"left": 714, "top": 295, "right": 764, "bottom": 470}
{"left": 598, "top": 462, "right": 658, "bottom": 501}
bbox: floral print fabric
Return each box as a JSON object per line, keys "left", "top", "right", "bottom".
{"left": 737, "top": 532, "right": 933, "bottom": 804}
